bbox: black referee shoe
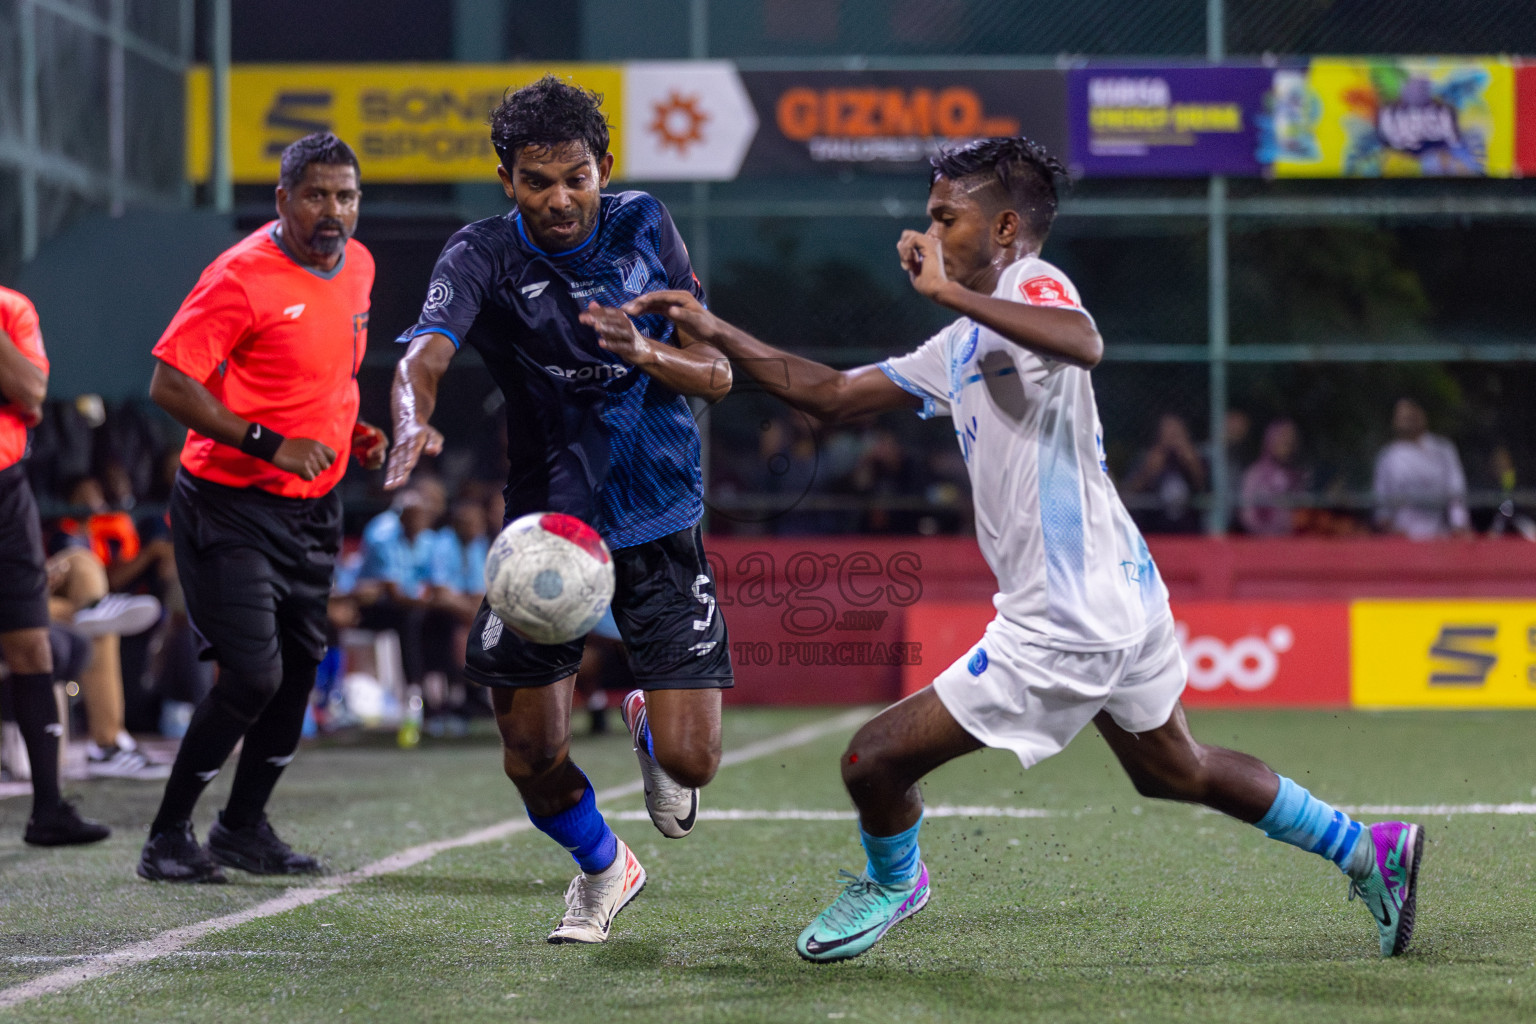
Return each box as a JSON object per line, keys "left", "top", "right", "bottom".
{"left": 208, "top": 812, "right": 323, "bottom": 875}
{"left": 24, "top": 801, "right": 111, "bottom": 847}
{"left": 138, "top": 823, "right": 227, "bottom": 883}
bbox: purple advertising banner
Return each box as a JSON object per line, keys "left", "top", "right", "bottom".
{"left": 1068, "top": 66, "right": 1277, "bottom": 177}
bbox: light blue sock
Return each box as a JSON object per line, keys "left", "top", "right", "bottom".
{"left": 860, "top": 816, "right": 923, "bottom": 886}
{"left": 1255, "top": 775, "right": 1366, "bottom": 875}
{"left": 527, "top": 774, "right": 618, "bottom": 875}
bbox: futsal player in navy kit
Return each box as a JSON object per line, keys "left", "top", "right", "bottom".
{"left": 386, "top": 77, "right": 732, "bottom": 944}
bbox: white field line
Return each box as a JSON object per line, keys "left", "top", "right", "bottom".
{"left": 0, "top": 707, "right": 872, "bottom": 1011}
{"left": 609, "top": 805, "right": 1058, "bottom": 822}
{"left": 607, "top": 802, "right": 1536, "bottom": 824}
{"left": 1339, "top": 802, "right": 1536, "bottom": 816}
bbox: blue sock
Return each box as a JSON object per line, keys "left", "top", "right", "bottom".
{"left": 860, "top": 816, "right": 923, "bottom": 886}
{"left": 1255, "top": 775, "right": 1365, "bottom": 874}
{"left": 527, "top": 775, "right": 618, "bottom": 875}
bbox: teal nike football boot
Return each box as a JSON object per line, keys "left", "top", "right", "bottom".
{"left": 1348, "top": 821, "right": 1424, "bottom": 956}
{"left": 796, "top": 863, "right": 930, "bottom": 963}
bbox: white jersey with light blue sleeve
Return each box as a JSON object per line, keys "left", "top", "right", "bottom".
{"left": 880, "top": 256, "right": 1169, "bottom": 652}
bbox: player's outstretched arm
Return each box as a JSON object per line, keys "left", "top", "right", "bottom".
{"left": 149, "top": 359, "right": 337, "bottom": 481}
{"left": 384, "top": 332, "right": 451, "bottom": 490}
{"left": 623, "top": 291, "right": 919, "bottom": 424}
{"left": 0, "top": 327, "right": 47, "bottom": 426}
{"left": 898, "top": 231, "right": 1103, "bottom": 369}
{"left": 579, "top": 302, "right": 732, "bottom": 403}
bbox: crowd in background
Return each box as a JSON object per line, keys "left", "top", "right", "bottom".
{"left": 1122, "top": 398, "right": 1532, "bottom": 540}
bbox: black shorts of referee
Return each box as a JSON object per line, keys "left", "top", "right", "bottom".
{"left": 0, "top": 463, "right": 50, "bottom": 633}
{"left": 170, "top": 468, "right": 340, "bottom": 706}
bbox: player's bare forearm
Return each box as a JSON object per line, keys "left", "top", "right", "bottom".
{"left": 930, "top": 281, "right": 1103, "bottom": 368}
{"left": 581, "top": 301, "right": 730, "bottom": 402}
{"left": 148, "top": 359, "right": 249, "bottom": 447}
{"left": 629, "top": 335, "right": 732, "bottom": 402}
{"left": 385, "top": 333, "right": 452, "bottom": 489}
{"left": 0, "top": 327, "right": 47, "bottom": 422}
{"left": 622, "top": 291, "right": 918, "bottom": 423}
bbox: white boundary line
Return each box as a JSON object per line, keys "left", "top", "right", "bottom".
{"left": 0, "top": 707, "right": 872, "bottom": 1011}
{"left": 605, "top": 802, "right": 1536, "bottom": 824}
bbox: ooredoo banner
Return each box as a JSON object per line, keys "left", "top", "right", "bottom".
{"left": 900, "top": 600, "right": 1351, "bottom": 706}
{"left": 735, "top": 70, "right": 1067, "bottom": 177}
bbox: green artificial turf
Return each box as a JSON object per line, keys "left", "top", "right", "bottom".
{"left": 2, "top": 708, "right": 1534, "bottom": 1023}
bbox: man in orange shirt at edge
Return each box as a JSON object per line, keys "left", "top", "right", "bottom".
{"left": 0, "top": 284, "right": 111, "bottom": 845}
{"left": 138, "top": 133, "right": 387, "bottom": 882}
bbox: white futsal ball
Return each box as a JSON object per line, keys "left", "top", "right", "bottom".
{"left": 483, "top": 512, "right": 615, "bottom": 645}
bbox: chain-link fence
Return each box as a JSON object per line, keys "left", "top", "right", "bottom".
{"left": 0, "top": 0, "right": 191, "bottom": 280}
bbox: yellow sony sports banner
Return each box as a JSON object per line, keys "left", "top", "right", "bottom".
{"left": 186, "top": 64, "right": 625, "bottom": 184}
{"left": 1271, "top": 57, "right": 1515, "bottom": 178}
{"left": 1350, "top": 601, "right": 1536, "bottom": 708}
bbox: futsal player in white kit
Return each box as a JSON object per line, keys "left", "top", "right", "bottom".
{"left": 621, "top": 138, "right": 1423, "bottom": 963}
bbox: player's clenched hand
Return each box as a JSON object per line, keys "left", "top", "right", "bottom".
{"left": 622, "top": 290, "right": 721, "bottom": 343}
{"left": 351, "top": 420, "right": 389, "bottom": 471}
{"left": 580, "top": 301, "right": 655, "bottom": 366}
{"left": 274, "top": 438, "right": 337, "bottom": 481}
{"left": 383, "top": 418, "right": 444, "bottom": 490}
{"left": 897, "top": 230, "right": 949, "bottom": 299}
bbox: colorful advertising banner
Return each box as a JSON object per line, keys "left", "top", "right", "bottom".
{"left": 186, "top": 59, "right": 1526, "bottom": 184}
{"left": 186, "top": 62, "right": 762, "bottom": 184}
{"left": 732, "top": 70, "right": 1066, "bottom": 177}
{"left": 1272, "top": 58, "right": 1515, "bottom": 178}
{"left": 1351, "top": 601, "right": 1536, "bottom": 708}
{"left": 1067, "top": 66, "right": 1275, "bottom": 177}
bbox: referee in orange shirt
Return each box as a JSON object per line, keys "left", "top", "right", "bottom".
{"left": 0, "top": 284, "right": 111, "bottom": 846}
{"left": 138, "top": 133, "right": 387, "bottom": 882}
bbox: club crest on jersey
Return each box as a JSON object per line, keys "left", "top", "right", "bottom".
{"left": 423, "top": 277, "right": 453, "bottom": 312}
{"left": 618, "top": 255, "right": 649, "bottom": 296}
{"left": 1019, "top": 275, "right": 1079, "bottom": 309}
{"left": 968, "top": 647, "right": 989, "bottom": 675}
{"left": 520, "top": 280, "right": 551, "bottom": 300}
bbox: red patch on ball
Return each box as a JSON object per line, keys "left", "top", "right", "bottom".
{"left": 537, "top": 513, "right": 611, "bottom": 563}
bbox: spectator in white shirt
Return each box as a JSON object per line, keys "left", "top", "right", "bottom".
{"left": 1372, "top": 398, "right": 1470, "bottom": 540}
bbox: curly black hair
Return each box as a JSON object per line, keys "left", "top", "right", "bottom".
{"left": 489, "top": 75, "right": 611, "bottom": 168}
{"left": 929, "top": 137, "right": 1068, "bottom": 242}
{"left": 278, "top": 132, "right": 359, "bottom": 191}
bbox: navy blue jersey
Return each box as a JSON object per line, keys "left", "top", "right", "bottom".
{"left": 398, "top": 192, "right": 706, "bottom": 550}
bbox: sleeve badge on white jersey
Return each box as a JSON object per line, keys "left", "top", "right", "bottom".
{"left": 1018, "top": 275, "right": 1079, "bottom": 309}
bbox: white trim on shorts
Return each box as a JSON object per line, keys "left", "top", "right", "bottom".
{"left": 932, "top": 612, "right": 1186, "bottom": 769}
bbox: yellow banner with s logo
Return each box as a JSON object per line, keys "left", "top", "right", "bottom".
{"left": 186, "top": 64, "right": 626, "bottom": 184}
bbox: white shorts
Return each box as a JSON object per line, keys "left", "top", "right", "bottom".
{"left": 931, "top": 613, "right": 1187, "bottom": 769}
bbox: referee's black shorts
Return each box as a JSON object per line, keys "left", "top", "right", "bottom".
{"left": 465, "top": 521, "right": 733, "bottom": 691}
{"left": 170, "top": 468, "right": 341, "bottom": 672}
{"left": 0, "top": 463, "right": 50, "bottom": 632}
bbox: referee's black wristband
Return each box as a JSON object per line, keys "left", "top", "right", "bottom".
{"left": 239, "top": 422, "right": 285, "bottom": 462}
